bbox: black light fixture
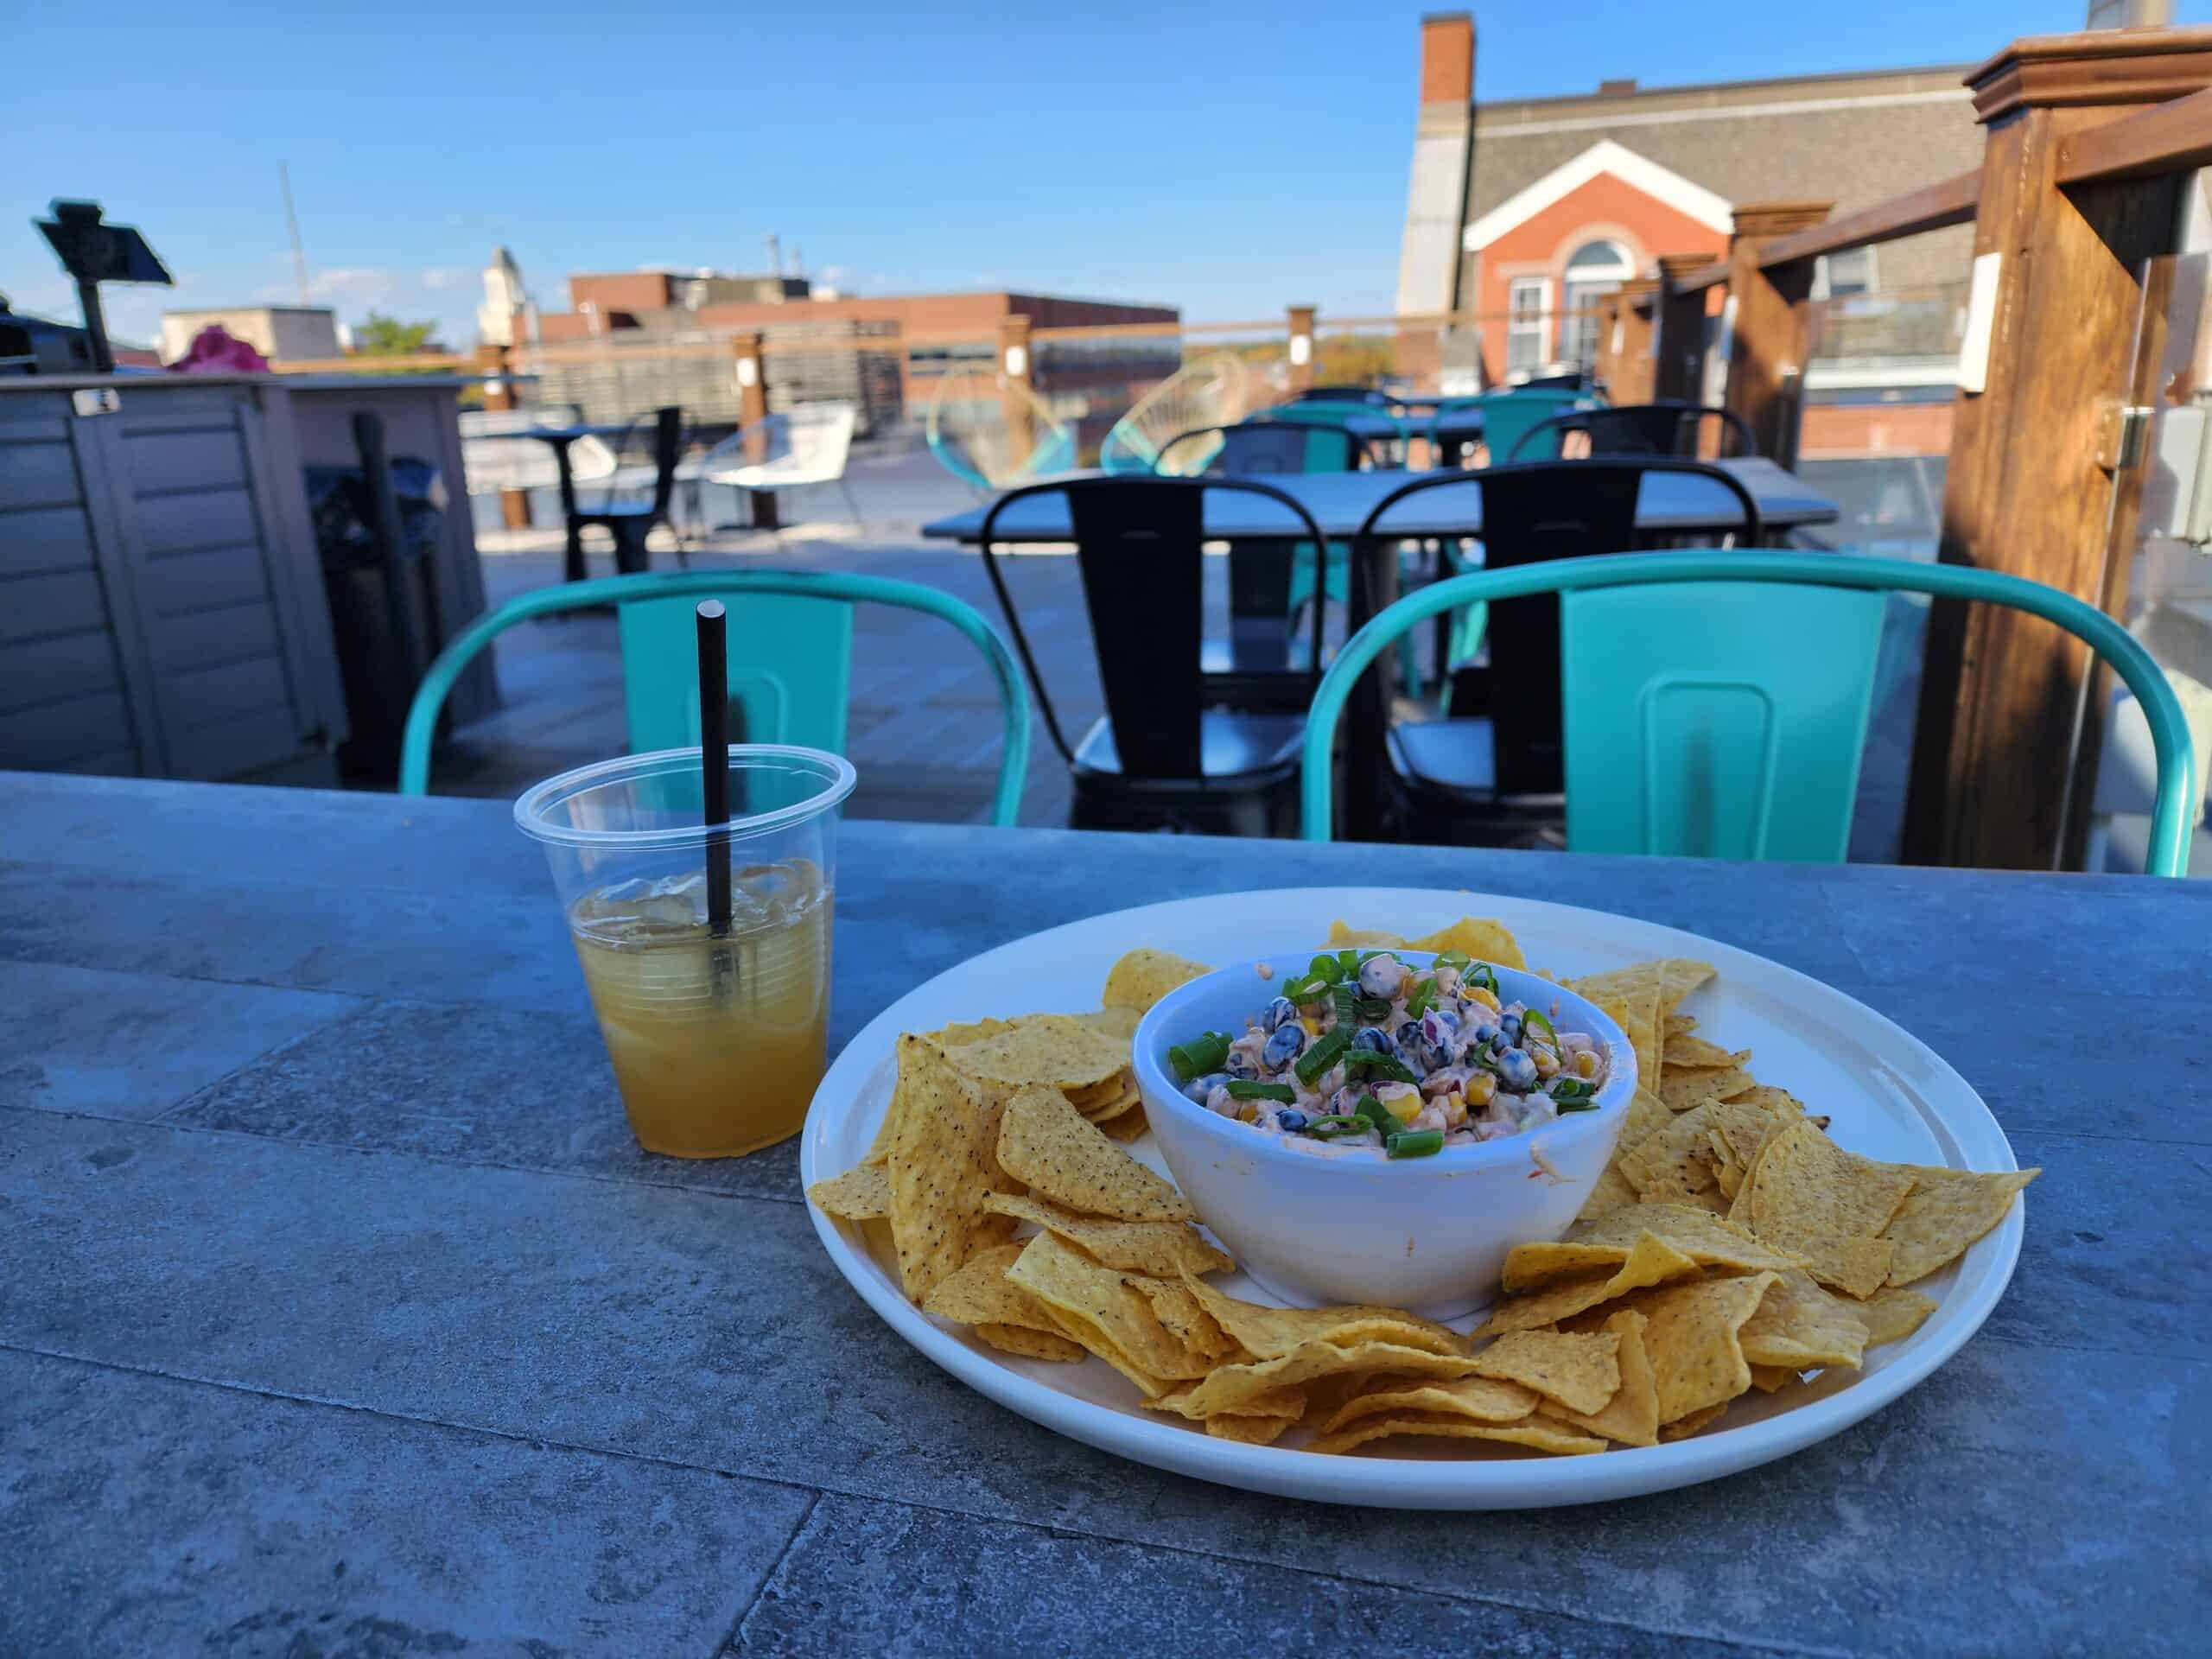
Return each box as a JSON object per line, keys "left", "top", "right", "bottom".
{"left": 34, "top": 200, "right": 173, "bottom": 373}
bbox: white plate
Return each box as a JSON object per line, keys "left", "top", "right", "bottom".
{"left": 799, "top": 887, "right": 2024, "bottom": 1510}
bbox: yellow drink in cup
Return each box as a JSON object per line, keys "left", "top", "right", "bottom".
{"left": 517, "top": 746, "right": 855, "bottom": 1158}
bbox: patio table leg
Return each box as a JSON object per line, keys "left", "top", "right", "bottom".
{"left": 554, "top": 440, "right": 586, "bottom": 582}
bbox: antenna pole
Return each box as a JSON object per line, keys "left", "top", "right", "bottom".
{"left": 280, "top": 162, "right": 311, "bottom": 306}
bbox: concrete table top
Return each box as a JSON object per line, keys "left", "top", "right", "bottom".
{"left": 2, "top": 771, "right": 2205, "bottom": 1656}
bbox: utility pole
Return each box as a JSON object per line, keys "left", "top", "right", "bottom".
{"left": 280, "top": 162, "right": 311, "bottom": 305}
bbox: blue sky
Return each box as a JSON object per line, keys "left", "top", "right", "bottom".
{"left": 4, "top": 0, "right": 2192, "bottom": 347}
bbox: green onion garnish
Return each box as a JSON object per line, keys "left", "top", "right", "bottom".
{"left": 1386, "top": 1129, "right": 1445, "bottom": 1158}
{"left": 1308, "top": 954, "right": 1345, "bottom": 985}
{"left": 1331, "top": 984, "right": 1357, "bottom": 1029}
{"left": 1465, "top": 963, "right": 1498, "bottom": 994}
{"left": 1306, "top": 1115, "right": 1369, "bottom": 1138}
{"left": 1354, "top": 996, "right": 1394, "bottom": 1023}
{"left": 1549, "top": 1076, "right": 1594, "bottom": 1100}
{"left": 1356, "top": 1092, "right": 1402, "bottom": 1135}
{"left": 1281, "top": 974, "right": 1325, "bottom": 1002}
{"left": 1523, "top": 1008, "right": 1558, "bottom": 1050}
{"left": 1225, "top": 1079, "right": 1295, "bottom": 1103}
{"left": 1403, "top": 977, "right": 1437, "bottom": 1020}
{"left": 1341, "top": 1050, "right": 1419, "bottom": 1085}
{"left": 1293, "top": 1028, "right": 1349, "bottom": 1084}
{"left": 1554, "top": 1100, "right": 1600, "bottom": 1113}
{"left": 1433, "top": 949, "right": 1473, "bottom": 971}
{"left": 1338, "top": 949, "right": 1360, "bottom": 975}
{"left": 1167, "top": 1030, "right": 1230, "bottom": 1083}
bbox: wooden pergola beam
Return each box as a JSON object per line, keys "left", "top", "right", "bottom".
{"left": 1757, "top": 171, "right": 1982, "bottom": 270}
{"left": 2056, "top": 83, "right": 2212, "bottom": 185}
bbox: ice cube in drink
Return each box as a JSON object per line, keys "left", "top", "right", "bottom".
{"left": 569, "top": 858, "right": 830, "bottom": 1157}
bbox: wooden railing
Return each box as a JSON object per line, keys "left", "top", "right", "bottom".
{"left": 1629, "top": 24, "right": 2212, "bottom": 874}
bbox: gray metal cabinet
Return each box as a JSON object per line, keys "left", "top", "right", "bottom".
{"left": 0, "top": 378, "right": 347, "bottom": 782}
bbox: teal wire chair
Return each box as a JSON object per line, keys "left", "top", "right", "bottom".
{"left": 397, "top": 570, "right": 1033, "bottom": 826}
{"left": 1427, "top": 389, "right": 1586, "bottom": 467}
{"left": 1297, "top": 550, "right": 2196, "bottom": 875}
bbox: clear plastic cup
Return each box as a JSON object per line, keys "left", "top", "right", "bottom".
{"left": 516, "top": 745, "right": 856, "bottom": 1158}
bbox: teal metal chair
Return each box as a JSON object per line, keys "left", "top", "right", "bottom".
{"left": 397, "top": 570, "right": 1033, "bottom": 825}
{"left": 1427, "top": 389, "right": 1586, "bottom": 467}
{"left": 1298, "top": 551, "right": 2196, "bottom": 875}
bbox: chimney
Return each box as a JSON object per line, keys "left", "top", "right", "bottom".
{"left": 1598, "top": 77, "right": 1638, "bottom": 95}
{"left": 1395, "top": 13, "right": 1476, "bottom": 327}
{"left": 1418, "top": 11, "right": 1474, "bottom": 106}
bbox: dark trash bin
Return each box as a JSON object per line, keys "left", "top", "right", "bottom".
{"left": 305, "top": 417, "right": 448, "bottom": 782}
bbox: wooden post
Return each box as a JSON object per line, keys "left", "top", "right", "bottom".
{"left": 731, "top": 331, "right": 775, "bottom": 530}
{"left": 1904, "top": 28, "right": 2212, "bottom": 871}
{"left": 1652, "top": 255, "right": 1714, "bottom": 404}
{"left": 997, "top": 315, "right": 1035, "bottom": 474}
{"left": 474, "top": 344, "right": 531, "bottom": 530}
{"left": 1287, "top": 305, "right": 1317, "bottom": 395}
{"left": 1592, "top": 293, "right": 1624, "bottom": 393}
{"left": 1611, "top": 277, "right": 1661, "bottom": 406}
{"left": 1719, "top": 201, "right": 1831, "bottom": 460}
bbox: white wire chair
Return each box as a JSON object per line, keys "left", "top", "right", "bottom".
{"left": 677, "top": 403, "right": 862, "bottom": 537}
{"left": 456, "top": 405, "right": 618, "bottom": 496}
{"left": 923, "top": 371, "right": 1076, "bottom": 493}
{"left": 1098, "top": 352, "right": 1266, "bottom": 474}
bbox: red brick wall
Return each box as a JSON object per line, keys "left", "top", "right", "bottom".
{"left": 1475, "top": 174, "right": 1724, "bottom": 382}
{"left": 569, "top": 271, "right": 675, "bottom": 313}
{"left": 1798, "top": 400, "right": 1953, "bottom": 458}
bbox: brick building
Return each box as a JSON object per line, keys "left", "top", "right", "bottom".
{"left": 529, "top": 272, "right": 1179, "bottom": 438}
{"left": 1397, "top": 14, "right": 1980, "bottom": 389}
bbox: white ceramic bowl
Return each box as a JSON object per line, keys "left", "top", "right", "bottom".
{"left": 1134, "top": 951, "right": 1638, "bottom": 1319}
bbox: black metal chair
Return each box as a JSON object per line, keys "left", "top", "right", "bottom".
{"left": 978, "top": 475, "right": 1331, "bottom": 836}
{"left": 1340, "top": 459, "right": 1764, "bottom": 843}
{"left": 569, "top": 405, "right": 682, "bottom": 575}
{"left": 1507, "top": 401, "right": 1758, "bottom": 461}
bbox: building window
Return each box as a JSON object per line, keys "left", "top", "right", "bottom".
{"left": 1812, "top": 245, "right": 1878, "bottom": 300}
{"left": 1559, "top": 238, "right": 1637, "bottom": 369}
{"left": 1506, "top": 278, "right": 1548, "bottom": 373}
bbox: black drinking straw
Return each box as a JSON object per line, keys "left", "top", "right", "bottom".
{"left": 695, "top": 601, "right": 733, "bottom": 948}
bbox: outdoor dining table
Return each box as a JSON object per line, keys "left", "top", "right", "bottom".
{"left": 478, "top": 421, "right": 629, "bottom": 582}
{"left": 3, "top": 768, "right": 2200, "bottom": 1656}
{"left": 921, "top": 457, "right": 1838, "bottom": 545}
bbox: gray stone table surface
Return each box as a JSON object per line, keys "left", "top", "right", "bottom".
{"left": 1, "top": 770, "right": 2206, "bottom": 1658}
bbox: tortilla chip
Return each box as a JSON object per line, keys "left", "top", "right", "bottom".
{"left": 1747, "top": 1363, "right": 1801, "bottom": 1393}
{"left": 1655, "top": 958, "right": 1718, "bottom": 1012}
{"left": 1082, "top": 1086, "right": 1143, "bottom": 1124}
{"left": 1581, "top": 981, "right": 1660, "bottom": 1094}
{"left": 1140, "top": 1280, "right": 1240, "bottom": 1363}
{"left": 886, "top": 1037, "right": 1018, "bottom": 1302}
{"left": 1070, "top": 1006, "right": 1141, "bottom": 1044}
{"left": 806, "top": 1162, "right": 892, "bottom": 1221}
{"left": 1006, "top": 1235, "right": 1212, "bottom": 1389}
{"left": 1577, "top": 1164, "right": 1639, "bottom": 1223}
{"left": 1746, "top": 1121, "right": 1919, "bottom": 1240}
{"left": 1318, "top": 1375, "right": 1543, "bottom": 1433}
{"left": 942, "top": 1014, "right": 1130, "bottom": 1090}
{"left": 1204, "top": 1414, "right": 1295, "bottom": 1445}
{"left": 1618, "top": 1100, "right": 1728, "bottom": 1199}
{"left": 975, "top": 1323, "right": 1088, "bottom": 1362}
{"left": 1325, "top": 920, "right": 1409, "bottom": 948}
{"left": 981, "top": 1192, "right": 1230, "bottom": 1276}
{"left": 1099, "top": 1105, "right": 1149, "bottom": 1141}
{"left": 997, "top": 1084, "right": 1192, "bottom": 1222}
{"left": 1660, "top": 1402, "right": 1730, "bottom": 1440}
{"left": 1480, "top": 1232, "right": 1704, "bottom": 1336}
{"left": 1180, "top": 1273, "right": 1465, "bottom": 1360}
{"left": 1306, "top": 1412, "right": 1606, "bottom": 1457}
{"left": 1143, "top": 1382, "right": 1306, "bottom": 1422}
{"left": 932, "top": 1016, "right": 1017, "bottom": 1046}
{"left": 1623, "top": 1271, "right": 1777, "bottom": 1424}
{"left": 1553, "top": 1310, "right": 1661, "bottom": 1446}
{"left": 1879, "top": 1165, "right": 2040, "bottom": 1287}
{"left": 1101, "top": 948, "right": 1212, "bottom": 1014}
{"left": 1505, "top": 1205, "right": 1800, "bottom": 1293}
{"left": 1658, "top": 1065, "right": 1755, "bottom": 1112}
{"left": 921, "top": 1243, "right": 1058, "bottom": 1332}
{"left": 1664, "top": 1030, "right": 1751, "bottom": 1070}
{"left": 1402, "top": 917, "right": 1527, "bottom": 971}
{"left": 1179, "top": 1338, "right": 1476, "bottom": 1417}
{"left": 1468, "top": 1328, "right": 1622, "bottom": 1415}
{"left": 1855, "top": 1286, "right": 1939, "bottom": 1345}
{"left": 1737, "top": 1268, "right": 1869, "bottom": 1371}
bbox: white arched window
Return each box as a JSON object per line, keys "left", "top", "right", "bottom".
{"left": 1559, "top": 238, "right": 1637, "bottom": 369}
